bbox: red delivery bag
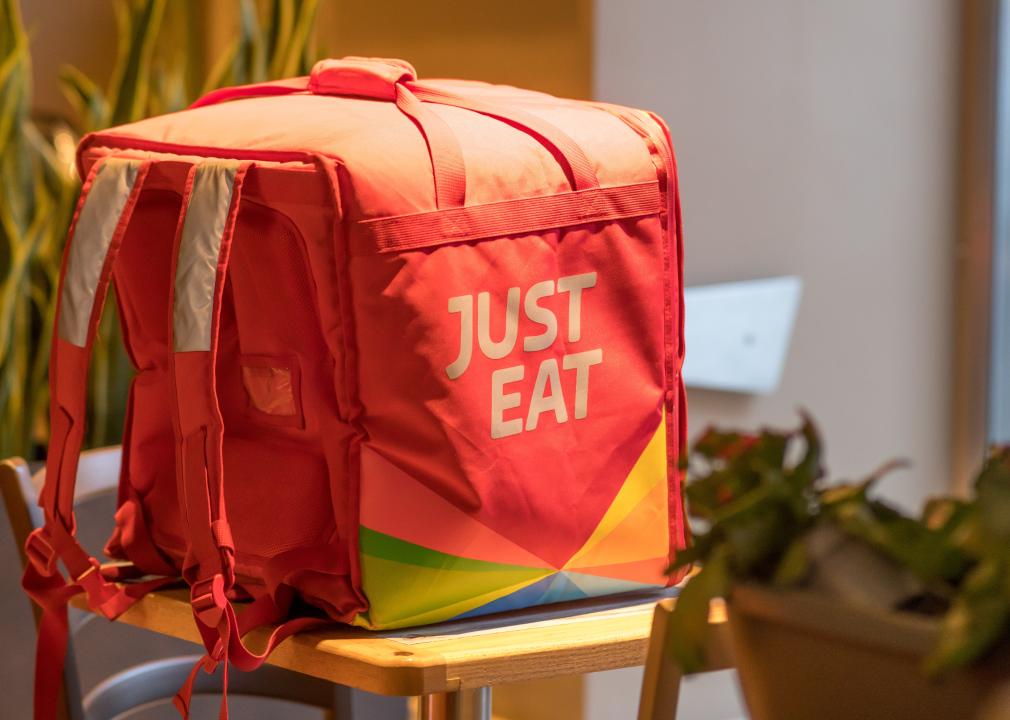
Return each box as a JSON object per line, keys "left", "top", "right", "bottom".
{"left": 22, "top": 57, "right": 688, "bottom": 717}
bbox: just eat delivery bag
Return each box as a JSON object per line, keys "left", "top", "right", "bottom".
{"left": 23, "top": 57, "right": 688, "bottom": 717}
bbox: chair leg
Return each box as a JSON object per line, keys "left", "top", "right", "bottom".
{"left": 333, "top": 685, "right": 409, "bottom": 720}
{"left": 420, "top": 688, "right": 491, "bottom": 720}
{"left": 637, "top": 601, "right": 683, "bottom": 720}
{"left": 333, "top": 685, "right": 353, "bottom": 719}
{"left": 638, "top": 653, "right": 682, "bottom": 720}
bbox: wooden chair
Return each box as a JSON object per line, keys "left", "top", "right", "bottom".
{"left": 637, "top": 596, "right": 736, "bottom": 720}
{"left": 0, "top": 447, "right": 401, "bottom": 720}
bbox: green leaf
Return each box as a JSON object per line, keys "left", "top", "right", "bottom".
{"left": 785, "top": 412, "right": 823, "bottom": 494}
{"left": 926, "top": 559, "right": 1010, "bottom": 676}
{"left": 59, "top": 65, "right": 108, "bottom": 132}
{"left": 202, "top": 38, "right": 240, "bottom": 95}
{"left": 237, "top": 0, "right": 267, "bottom": 85}
{"left": 772, "top": 536, "right": 809, "bottom": 586}
{"left": 922, "top": 497, "right": 972, "bottom": 534}
{"left": 266, "top": 0, "right": 295, "bottom": 79}
{"left": 107, "top": 0, "right": 167, "bottom": 126}
{"left": 975, "top": 450, "right": 1010, "bottom": 544}
{"left": 829, "top": 495, "right": 968, "bottom": 584}
{"left": 666, "top": 548, "right": 730, "bottom": 673}
{"left": 276, "top": 0, "right": 320, "bottom": 78}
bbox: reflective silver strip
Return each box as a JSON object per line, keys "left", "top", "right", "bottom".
{"left": 173, "top": 162, "right": 240, "bottom": 352}
{"left": 57, "top": 158, "right": 143, "bottom": 347}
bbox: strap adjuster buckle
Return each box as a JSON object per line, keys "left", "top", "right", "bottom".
{"left": 25, "top": 528, "right": 57, "bottom": 574}
{"left": 191, "top": 574, "right": 227, "bottom": 627}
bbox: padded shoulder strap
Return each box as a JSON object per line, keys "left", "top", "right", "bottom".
{"left": 167, "top": 160, "right": 339, "bottom": 720}
{"left": 169, "top": 160, "right": 249, "bottom": 600}
{"left": 22, "top": 156, "right": 181, "bottom": 720}
{"left": 29, "top": 156, "right": 151, "bottom": 593}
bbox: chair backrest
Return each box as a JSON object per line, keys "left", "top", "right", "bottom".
{"left": 0, "top": 458, "right": 39, "bottom": 577}
{"left": 636, "top": 597, "right": 735, "bottom": 720}
{"left": 33, "top": 447, "right": 122, "bottom": 567}
{"left": 34, "top": 446, "right": 122, "bottom": 501}
{"left": 0, "top": 447, "right": 122, "bottom": 551}
{"left": 1, "top": 456, "right": 72, "bottom": 720}
{"left": 0, "top": 447, "right": 122, "bottom": 720}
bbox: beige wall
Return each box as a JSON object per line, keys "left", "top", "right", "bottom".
{"left": 586, "top": 3, "right": 961, "bottom": 717}
{"left": 203, "top": 0, "right": 593, "bottom": 101}
{"left": 597, "top": 0, "right": 961, "bottom": 511}
{"left": 316, "top": 0, "right": 592, "bottom": 99}
{"left": 22, "top": 0, "right": 117, "bottom": 119}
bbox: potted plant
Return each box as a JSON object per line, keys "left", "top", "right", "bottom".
{"left": 668, "top": 414, "right": 1010, "bottom": 720}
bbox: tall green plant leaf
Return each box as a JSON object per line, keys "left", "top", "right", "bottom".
{"left": 1, "top": 0, "right": 328, "bottom": 460}
{"left": 107, "top": 0, "right": 167, "bottom": 126}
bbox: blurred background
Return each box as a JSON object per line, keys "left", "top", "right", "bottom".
{"left": 0, "top": 0, "right": 989, "bottom": 718}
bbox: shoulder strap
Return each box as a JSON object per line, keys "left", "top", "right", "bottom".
{"left": 169, "top": 160, "right": 248, "bottom": 599}
{"left": 168, "top": 159, "right": 337, "bottom": 720}
{"left": 22, "top": 156, "right": 179, "bottom": 720}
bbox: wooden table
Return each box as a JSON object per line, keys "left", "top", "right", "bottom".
{"left": 73, "top": 588, "right": 675, "bottom": 720}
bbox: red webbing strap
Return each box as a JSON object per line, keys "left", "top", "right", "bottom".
{"left": 187, "top": 60, "right": 601, "bottom": 209}
{"left": 28, "top": 572, "right": 177, "bottom": 720}
{"left": 188, "top": 77, "right": 309, "bottom": 109}
{"left": 169, "top": 161, "right": 250, "bottom": 606}
{"left": 168, "top": 157, "right": 352, "bottom": 720}
{"left": 21, "top": 156, "right": 180, "bottom": 720}
{"left": 167, "top": 160, "right": 289, "bottom": 718}
{"left": 172, "top": 593, "right": 329, "bottom": 720}
{"left": 355, "top": 180, "right": 663, "bottom": 255}
{"left": 187, "top": 71, "right": 468, "bottom": 210}
{"left": 408, "top": 81, "right": 601, "bottom": 193}
{"left": 167, "top": 160, "right": 249, "bottom": 720}
{"left": 394, "top": 83, "right": 467, "bottom": 209}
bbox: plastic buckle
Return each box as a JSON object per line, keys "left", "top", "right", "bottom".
{"left": 191, "top": 574, "right": 227, "bottom": 628}
{"left": 25, "top": 528, "right": 57, "bottom": 574}
{"left": 73, "top": 556, "right": 126, "bottom": 619}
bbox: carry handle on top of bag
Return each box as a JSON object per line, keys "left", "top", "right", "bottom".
{"left": 190, "top": 56, "right": 601, "bottom": 209}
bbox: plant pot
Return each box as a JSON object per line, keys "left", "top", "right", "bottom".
{"left": 727, "top": 584, "right": 1008, "bottom": 720}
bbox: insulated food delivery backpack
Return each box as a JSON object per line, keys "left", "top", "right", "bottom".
{"left": 22, "top": 57, "right": 688, "bottom": 718}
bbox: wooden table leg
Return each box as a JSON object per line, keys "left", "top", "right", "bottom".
{"left": 420, "top": 687, "right": 492, "bottom": 720}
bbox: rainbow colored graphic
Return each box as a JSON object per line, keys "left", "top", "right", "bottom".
{"left": 355, "top": 419, "right": 670, "bottom": 629}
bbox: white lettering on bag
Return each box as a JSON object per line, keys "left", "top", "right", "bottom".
{"left": 446, "top": 272, "right": 602, "bottom": 439}
{"left": 490, "top": 365, "right": 524, "bottom": 439}
{"left": 557, "top": 272, "right": 596, "bottom": 342}
{"left": 478, "top": 287, "right": 520, "bottom": 359}
{"left": 523, "top": 280, "right": 557, "bottom": 352}
{"left": 446, "top": 295, "right": 473, "bottom": 380}
{"left": 563, "top": 349, "right": 603, "bottom": 420}
{"left": 525, "top": 358, "right": 567, "bottom": 431}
